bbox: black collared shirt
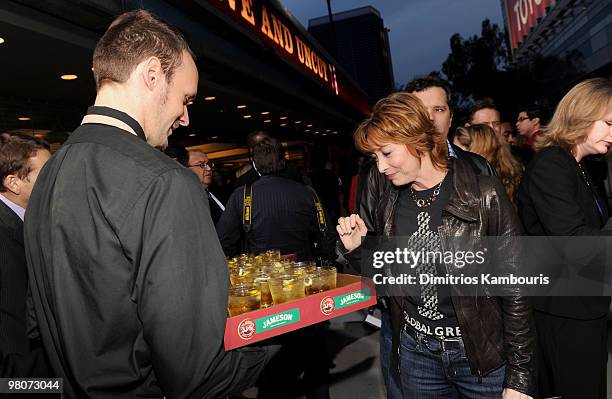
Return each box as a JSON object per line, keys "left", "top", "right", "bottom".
{"left": 24, "top": 107, "right": 265, "bottom": 398}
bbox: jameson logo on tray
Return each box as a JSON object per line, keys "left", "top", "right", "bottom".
{"left": 255, "top": 308, "right": 301, "bottom": 332}
{"left": 334, "top": 289, "right": 371, "bottom": 309}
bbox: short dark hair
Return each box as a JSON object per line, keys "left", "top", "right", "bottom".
{"left": 164, "top": 144, "right": 188, "bottom": 166}
{"left": 93, "top": 9, "right": 195, "bottom": 90}
{"left": 521, "top": 107, "right": 545, "bottom": 123}
{"left": 469, "top": 98, "right": 499, "bottom": 122}
{"left": 404, "top": 76, "right": 453, "bottom": 111}
{"left": 246, "top": 130, "right": 271, "bottom": 149}
{"left": 253, "top": 137, "right": 286, "bottom": 175}
{"left": 0, "top": 133, "right": 50, "bottom": 192}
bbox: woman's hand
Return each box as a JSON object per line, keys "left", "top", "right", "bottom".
{"left": 336, "top": 214, "right": 368, "bottom": 252}
{"left": 502, "top": 388, "right": 532, "bottom": 399}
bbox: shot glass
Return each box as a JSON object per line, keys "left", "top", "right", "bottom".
{"left": 268, "top": 274, "right": 305, "bottom": 305}
{"left": 229, "top": 264, "right": 256, "bottom": 286}
{"left": 228, "top": 283, "right": 261, "bottom": 316}
{"left": 254, "top": 273, "right": 273, "bottom": 308}
{"left": 305, "top": 267, "right": 337, "bottom": 295}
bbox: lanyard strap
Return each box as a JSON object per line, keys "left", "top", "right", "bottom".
{"left": 86, "top": 106, "right": 146, "bottom": 142}
{"left": 306, "top": 185, "right": 328, "bottom": 234}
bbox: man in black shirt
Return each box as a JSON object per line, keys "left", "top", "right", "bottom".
{"left": 217, "top": 137, "right": 335, "bottom": 399}
{"left": 218, "top": 137, "right": 334, "bottom": 260}
{"left": 24, "top": 10, "right": 266, "bottom": 399}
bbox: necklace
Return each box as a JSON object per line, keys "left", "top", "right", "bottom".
{"left": 577, "top": 163, "right": 604, "bottom": 216}
{"left": 408, "top": 173, "right": 447, "bottom": 208}
{"left": 577, "top": 163, "right": 591, "bottom": 187}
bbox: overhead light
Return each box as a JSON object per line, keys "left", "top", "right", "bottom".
{"left": 243, "top": 115, "right": 252, "bottom": 119}
{"left": 0, "top": 37, "right": 5, "bottom": 45}
{"left": 332, "top": 131, "right": 338, "bottom": 135}
{"left": 295, "top": 121, "right": 302, "bottom": 124}
{"left": 188, "top": 133, "right": 196, "bottom": 137}
{"left": 237, "top": 104, "right": 247, "bottom": 109}
{"left": 211, "top": 136, "right": 219, "bottom": 139}
{"left": 307, "top": 124, "right": 313, "bottom": 127}
{"left": 325, "top": 129, "right": 331, "bottom": 132}
{"left": 18, "top": 117, "right": 31, "bottom": 121}
{"left": 60, "top": 74, "right": 78, "bottom": 80}
{"left": 204, "top": 96, "right": 216, "bottom": 101}
{"left": 280, "top": 123, "right": 287, "bottom": 127}
{"left": 261, "top": 111, "right": 270, "bottom": 115}
{"left": 280, "top": 116, "right": 288, "bottom": 120}
{"left": 264, "top": 119, "right": 271, "bottom": 123}
{"left": 305, "top": 129, "right": 310, "bottom": 132}
{"left": 322, "top": 133, "right": 328, "bottom": 136}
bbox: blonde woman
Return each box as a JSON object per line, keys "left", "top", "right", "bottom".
{"left": 462, "top": 124, "right": 523, "bottom": 203}
{"left": 518, "top": 77, "right": 612, "bottom": 399}
{"left": 452, "top": 126, "right": 471, "bottom": 151}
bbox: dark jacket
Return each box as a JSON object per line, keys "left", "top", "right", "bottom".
{"left": 24, "top": 108, "right": 266, "bottom": 399}
{"left": 0, "top": 200, "right": 50, "bottom": 380}
{"left": 233, "top": 162, "right": 304, "bottom": 189}
{"left": 217, "top": 175, "right": 336, "bottom": 261}
{"left": 207, "top": 191, "right": 224, "bottom": 225}
{"left": 358, "top": 144, "right": 495, "bottom": 226}
{"left": 518, "top": 146, "right": 612, "bottom": 319}
{"left": 343, "top": 157, "right": 536, "bottom": 396}
{"left": 451, "top": 143, "right": 497, "bottom": 176}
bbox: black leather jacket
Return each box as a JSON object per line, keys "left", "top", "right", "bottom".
{"left": 450, "top": 142, "right": 496, "bottom": 176}
{"left": 343, "top": 156, "right": 536, "bottom": 396}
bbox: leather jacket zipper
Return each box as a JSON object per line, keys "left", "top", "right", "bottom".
{"left": 439, "top": 214, "right": 483, "bottom": 380}
{"left": 383, "top": 193, "right": 398, "bottom": 237}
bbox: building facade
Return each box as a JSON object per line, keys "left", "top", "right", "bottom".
{"left": 502, "top": 0, "right": 612, "bottom": 99}
{"left": 308, "top": 6, "right": 395, "bottom": 103}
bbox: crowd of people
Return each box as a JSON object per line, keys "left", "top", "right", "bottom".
{"left": 0, "top": 8, "right": 611, "bottom": 399}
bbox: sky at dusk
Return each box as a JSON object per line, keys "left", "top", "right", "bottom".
{"left": 281, "top": 0, "right": 506, "bottom": 87}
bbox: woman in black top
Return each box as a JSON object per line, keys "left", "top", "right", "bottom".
{"left": 518, "top": 78, "right": 612, "bottom": 399}
{"left": 338, "top": 92, "right": 535, "bottom": 399}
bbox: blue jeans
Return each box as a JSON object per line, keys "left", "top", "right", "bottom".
{"left": 380, "top": 312, "right": 506, "bottom": 399}
{"left": 380, "top": 310, "right": 402, "bottom": 399}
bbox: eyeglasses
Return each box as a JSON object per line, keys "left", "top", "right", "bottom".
{"left": 187, "top": 160, "right": 214, "bottom": 170}
{"left": 516, "top": 116, "right": 530, "bottom": 122}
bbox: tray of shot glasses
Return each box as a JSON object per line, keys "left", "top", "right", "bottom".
{"left": 224, "top": 250, "right": 377, "bottom": 350}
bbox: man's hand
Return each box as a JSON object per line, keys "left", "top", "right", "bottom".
{"left": 336, "top": 214, "right": 367, "bottom": 252}
{"left": 502, "top": 388, "right": 532, "bottom": 399}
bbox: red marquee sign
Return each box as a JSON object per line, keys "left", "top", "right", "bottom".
{"left": 503, "top": 0, "right": 556, "bottom": 49}
{"left": 205, "top": 0, "right": 371, "bottom": 115}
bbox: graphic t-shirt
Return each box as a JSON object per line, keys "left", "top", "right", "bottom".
{"left": 394, "top": 172, "right": 461, "bottom": 338}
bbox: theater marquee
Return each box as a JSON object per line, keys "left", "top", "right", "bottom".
{"left": 206, "top": 0, "right": 371, "bottom": 115}
{"left": 503, "top": 0, "right": 556, "bottom": 49}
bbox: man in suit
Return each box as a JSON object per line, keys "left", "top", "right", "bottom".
{"left": 0, "top": 133, "right": 51, "bottom": 378}
{"left": 186, "top": 150, "right": 225, "bottom": 224}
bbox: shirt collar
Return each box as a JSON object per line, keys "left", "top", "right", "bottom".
{"left": 447, "top": 140, "right": 457, "bottom": 158}
{"left": 0, "top": 193, "right": 25, "bottom": 221}
{"left": 83, "top": 106, "right": 146, "bottom": 142}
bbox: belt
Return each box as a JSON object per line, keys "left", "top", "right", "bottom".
{"left": 402, "top": 324, "right": 463, "bottom": 354}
